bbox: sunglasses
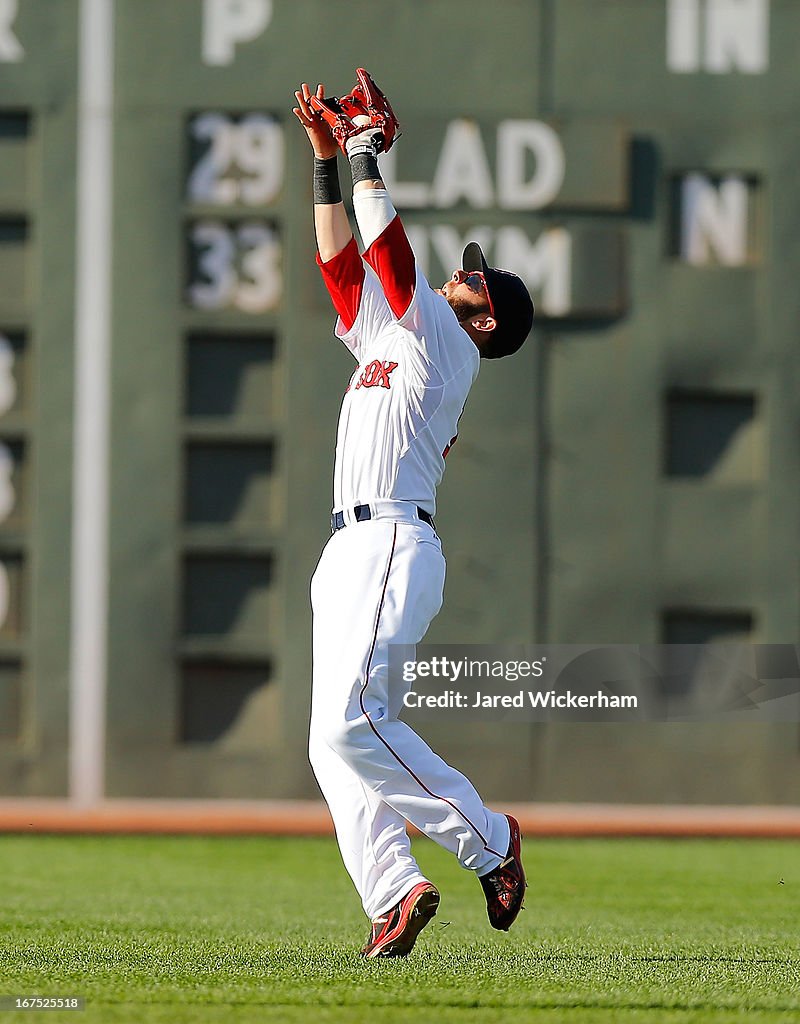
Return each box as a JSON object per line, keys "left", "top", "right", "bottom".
{"left": 463, "top": 270, "right": 495, "bottom": 317}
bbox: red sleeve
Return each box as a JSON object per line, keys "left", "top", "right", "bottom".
{"left": 316, "top": 236, "right": 365, "bottom": 332}
{"left": 362, "top": 215, "right": 416, "bottom": 320}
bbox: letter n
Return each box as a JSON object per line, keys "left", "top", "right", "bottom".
{"left": 678, "top": 174, "right": 752, "bottom": 266}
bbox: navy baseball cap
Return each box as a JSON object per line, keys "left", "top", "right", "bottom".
{"left": 462, "top": 242, "right": 535, "bottom": 359}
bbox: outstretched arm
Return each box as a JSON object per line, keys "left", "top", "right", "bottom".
{"left": 346, "top": 130, "right": 416, "bottom": 319}
{"left": 293, "top": 83, "right": 352, "bottom": 262}
{"left": 301, "top": 68, "right": 414, "bottom": 319}
{"left": 293, "top": 76, "right": 415, "bottom": 326}
{"left": 294, "top": 82, "right": 365, "bottom": 332}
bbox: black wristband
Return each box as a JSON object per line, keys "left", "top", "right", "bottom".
{"left": 350, "top": 151, "right": 381, "bottom": 186}
{"left": 313, "top": 156, "right": 342, "bottom": 204}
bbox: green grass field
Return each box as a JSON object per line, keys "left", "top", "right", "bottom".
{"left": 2, "top": 834, "right": 799, "bottom": 1023}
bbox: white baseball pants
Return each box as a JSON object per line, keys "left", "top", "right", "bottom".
{"left": 309, "top": 512, "right": 510, "bottom": 920}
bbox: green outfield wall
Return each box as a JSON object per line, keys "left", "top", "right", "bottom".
{"left": 0, "top": 0, "right": 798, "bottom": 804}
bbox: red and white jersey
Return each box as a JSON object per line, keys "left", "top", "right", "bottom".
{"left": 318, "top": 198, "right": 479, "bottom": 517}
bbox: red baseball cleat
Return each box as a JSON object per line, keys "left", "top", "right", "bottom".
{"left": 479, "top": 815, "right": 526, "bottom": 931}
{"left": 360, "top": 881, "right": 440, "bottom": 959}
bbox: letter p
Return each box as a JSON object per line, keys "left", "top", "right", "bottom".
{"left": 203, "top": 0, "right": 272, "bottom": 66}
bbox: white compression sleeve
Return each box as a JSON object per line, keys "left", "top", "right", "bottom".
{"left": 353, "top": 188, "right": 397, "bottom": 249}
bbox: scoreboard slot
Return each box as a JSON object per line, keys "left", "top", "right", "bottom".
{"left": 0, "top": 111, "right": 30, "bottom": 210}
{"left": 179, "top": 657, "right": 273, "bottom": 745}
{"left": 185, "top": 331, "right": 277, "bottom": 419}
{"left": 184, "top": 440, "right": 276, "bottom": 529}
{"left": 0, "top": 657, "right": 22, "bottom": 739}
{"left": 0, "top": 217, "right": 29, "bottom": 314}
{"left": 181, "top": 552, "right": 275, "bottom": 650}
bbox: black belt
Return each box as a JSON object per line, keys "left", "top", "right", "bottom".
{"left": 331, "top": 504, "right": 433, "bottom": 532}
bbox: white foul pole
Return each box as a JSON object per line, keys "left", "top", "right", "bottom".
{"left": 69, "top": 0, "right": 114, "bottom": 805}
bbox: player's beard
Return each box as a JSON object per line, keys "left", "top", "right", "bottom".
{"left": 447, "top": 294, "right": 478, "bottom": 323}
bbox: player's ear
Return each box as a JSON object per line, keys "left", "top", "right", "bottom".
{"left": 471, "top": 314, "right": 496, "bottom": 335}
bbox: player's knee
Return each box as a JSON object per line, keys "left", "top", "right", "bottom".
{"left": 307, "top": 721, "right": 329, "bottom": 771}
{"left": 318, "top": 715, "right": 371, "bottom": 766}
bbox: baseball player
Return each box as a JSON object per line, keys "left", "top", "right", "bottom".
{"left": 293, "top": 72, "right": 534, "bottom": 959}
